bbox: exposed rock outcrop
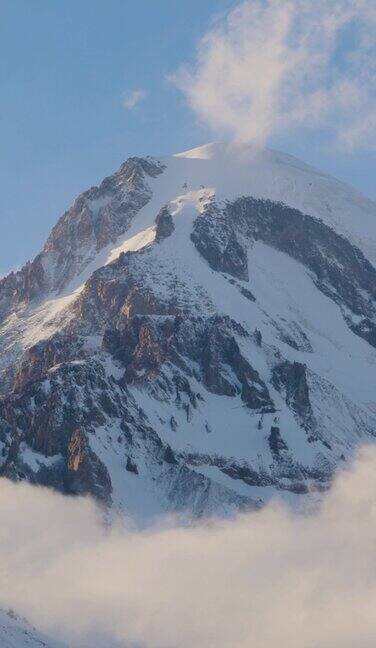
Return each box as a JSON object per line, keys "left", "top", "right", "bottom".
{"left": 191, "top": 205, "right": 249, "bottom": 280}
{"left": 155, "top": 205, "right": 175, "bottom": 242}
{"left": 66, "top": 429, "right": 112, "bottom": 504}
{"left": 272, "top": 361, "right": 315, "bottom": 432}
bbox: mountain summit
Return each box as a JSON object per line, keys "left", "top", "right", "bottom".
{"left": 1, "top": 142, "right": 376, "bottom": 519}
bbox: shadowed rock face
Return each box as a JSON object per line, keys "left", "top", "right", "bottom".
{"left": 272, "top": 361, "right": 315, "bottom": 432}
{"left": 0, "top": 256, "right": 47, "bottom": 316}
{"left": 1, "top": 358, "right": 122, "bottom": 503}
{"left": 269, "top": 426, "right": 288, "bottom": 458}
{"left": 192, "top": 197, "right": 376, "bottom": 348}
{"left": 66, "top": 429, "right": 112, "bottom": 504}
{"left": 191, "top": 204, "right": 249, "bottom": 280}
{"left": 103, "top": 313, "right": 274, "bottom": 412}
{"left": 155, "top": 205, "right": 175, "bottom": 242}
{"left": 13, "top": 334, "right": 86, "bottom": 393}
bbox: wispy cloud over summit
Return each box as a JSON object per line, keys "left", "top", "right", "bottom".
{"left": 174, "top": 0, "right": 376, "bottom": 150}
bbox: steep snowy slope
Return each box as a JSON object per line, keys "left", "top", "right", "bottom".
{"left": 0, "top": 609, "right": 65, "bottom": 648}
{"left": 1, "top": 142, "right": 376, "bottom": 519}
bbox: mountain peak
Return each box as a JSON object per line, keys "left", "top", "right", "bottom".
{"left": 175, "top": 141, "right": 234, "bottom": 159}
{"left": 1, "top": 144, "right": 376, "bottom": 520}
{"left": 175, "top": 140, "right": 316, "bottom": 170}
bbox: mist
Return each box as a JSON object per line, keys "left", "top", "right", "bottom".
{"left": 1, "top": 445, "right": 376, "bottom": 646}
{"left": 175, "top": 0, "right": 376, "bottom": 150}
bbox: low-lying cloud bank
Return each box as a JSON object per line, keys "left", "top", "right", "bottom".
{"left": 2, "top": 446, "right": 376, "bottom": 647}
{"left": 175, "top": 0, "right": 376, "bottom": 150}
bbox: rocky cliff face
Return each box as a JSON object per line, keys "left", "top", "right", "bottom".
{"left": 0, "top": 157, "right": 164, "bottom": 319}
{"left": 1, "top": 142, "right": 376, "bottom": 519}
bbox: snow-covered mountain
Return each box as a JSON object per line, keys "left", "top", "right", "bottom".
{"left": 1, "top": 141, "right": 376, "bottom": 519}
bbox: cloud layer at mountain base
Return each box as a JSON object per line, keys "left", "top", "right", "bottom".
{"left": 175, "top": 0, "right": 376, "bottom": 150}
{"left": 2, "top": 446, "right": 376, "bottom": 646}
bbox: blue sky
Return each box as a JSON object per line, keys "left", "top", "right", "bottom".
{"left": 1, "top": 0, "right": 375, "bottom": 275}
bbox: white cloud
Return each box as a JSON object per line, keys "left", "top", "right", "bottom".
{"left": 3, "top": 446, "right": 376, "bottom": 646}
{"left": 174, "top": 0, "right": 376, "bottom": 150}
{"left": 123, "top": 89, "right": 146, "bottom": 110}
